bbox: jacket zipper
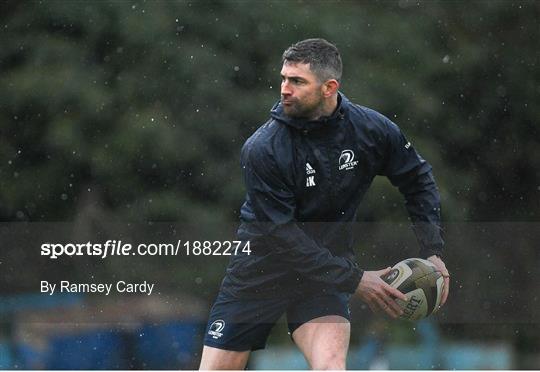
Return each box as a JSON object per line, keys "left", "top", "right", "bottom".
{"left": 324, "top": 141, "right": 340, "bottom": 209}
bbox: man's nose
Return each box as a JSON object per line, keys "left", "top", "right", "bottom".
{"left": 281, "top": 80, "right": 292, "bottom": 96}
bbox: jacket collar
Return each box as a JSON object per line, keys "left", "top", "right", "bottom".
{"left": 270, "top": 92, "right": 348, "bottom": 131}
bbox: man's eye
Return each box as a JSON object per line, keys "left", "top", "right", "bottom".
{"left": 281, "top": 77, "right": 305, "bottom": 85}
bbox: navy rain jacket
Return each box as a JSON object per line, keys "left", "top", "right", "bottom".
{"left": 222, "top": 93, "right": 443, "bottom": 298}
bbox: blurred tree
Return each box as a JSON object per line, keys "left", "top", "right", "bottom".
{"left": 1, "top": 1, "right": 538, "bottom": 224}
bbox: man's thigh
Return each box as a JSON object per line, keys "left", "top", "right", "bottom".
{"left": 292, "top": 316, "right": 351, "bottom": 370}
{"left": 199, "top": 345, "right": 250, "bottom": 370}
{"left": 288, "top": 292, "right": 351, "bottom": 370}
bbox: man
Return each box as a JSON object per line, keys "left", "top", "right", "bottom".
{"left": 200, "top": 38, "right": 449, "bottom": 370}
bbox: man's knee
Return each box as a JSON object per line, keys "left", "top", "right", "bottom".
{"left": 310, "top": 352, "right": 346, "bottom": 370}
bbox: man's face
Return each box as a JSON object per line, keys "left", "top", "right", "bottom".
{"left": 280, "top": 62, "right": 324, "bottom": 119}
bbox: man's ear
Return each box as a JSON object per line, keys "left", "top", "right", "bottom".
{"left": 322, "top": 79, "right": 339, "bottom": 97}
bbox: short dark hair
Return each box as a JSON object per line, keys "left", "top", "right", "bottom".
{"left": 281, "top": 38, "right": 342, "bottom": 83}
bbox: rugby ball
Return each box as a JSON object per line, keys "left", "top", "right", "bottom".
{"left": 381, "top": 258, "right": 444, "bottom": 321}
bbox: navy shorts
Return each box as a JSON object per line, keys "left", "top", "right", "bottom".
{"left": 203, "top": 289, "right": 351, "bottom": 351}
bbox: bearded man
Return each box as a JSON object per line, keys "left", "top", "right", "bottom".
{"left": 199, "top": 38, "right": 449, "bottom": 370}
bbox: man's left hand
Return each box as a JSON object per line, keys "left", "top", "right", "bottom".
{"left": 427, "top": 255, "right": 450, "bottom": 307}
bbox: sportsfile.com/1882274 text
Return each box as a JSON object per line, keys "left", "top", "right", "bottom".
{"left": 40, "top": 240, "right": 252, "bottom": 259}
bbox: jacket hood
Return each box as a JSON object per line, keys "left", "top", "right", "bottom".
{"left": 270, "top": 92, "right": 349, "bottom": 131}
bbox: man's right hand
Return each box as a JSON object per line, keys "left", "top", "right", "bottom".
{"left": 355, "top": 267, "right": 408, "bottom": 319}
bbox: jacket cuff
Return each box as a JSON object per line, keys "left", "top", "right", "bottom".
{"left": 339, "top": 266, "right": 363, "bottom": 294}
{"left": 412, "top": 223, "right": 444, "bottom": 258}
{"left": 419, "top": 247, "right": 443, "bottom": 259}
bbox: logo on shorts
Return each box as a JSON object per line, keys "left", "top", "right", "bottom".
{"left": 208, "top": 319, "right": 225, "bottom": 339}
{"left": 338, "top": 150, "right": 358, "bottom": 171}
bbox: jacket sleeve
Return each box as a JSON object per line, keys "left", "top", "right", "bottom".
{"left": 380, "top": 119, "right": 445, "bottom": 258}
{"left": 242, "top": 139, "right": 363, "bottom": 293}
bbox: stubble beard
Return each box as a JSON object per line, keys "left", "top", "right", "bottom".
{"left": 282, "top": 94, "right": 325, "bottom": 120}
